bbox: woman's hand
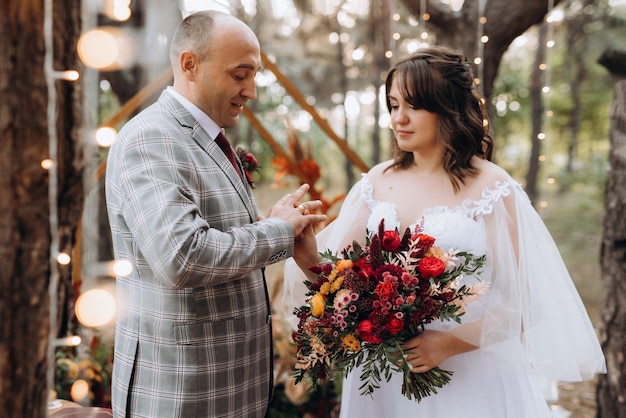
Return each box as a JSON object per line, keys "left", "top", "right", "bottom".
{"left": 293, "top": 224, "right": 321, "bottom": 280}
{"left": 401, "top": 330, "right": 477, "bottom": 373}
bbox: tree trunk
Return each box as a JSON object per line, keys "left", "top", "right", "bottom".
{"left": 0, "top": 1, "right": 83, "bottom": 417}
{"left": 525, "top": 22, "right": 548, "bottom": 205}
{"left": 597, "top": 48, "right": 626, "bottom": 418}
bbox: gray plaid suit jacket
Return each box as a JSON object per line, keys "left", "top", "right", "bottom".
{"left": 105, "top": 90, "right": 294, "bottom": 417}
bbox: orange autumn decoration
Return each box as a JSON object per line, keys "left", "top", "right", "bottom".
{"left": 271, "top": 125, "right": 344, "bottom": 222}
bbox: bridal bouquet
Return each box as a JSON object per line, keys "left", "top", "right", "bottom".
{"left": 292, "top": 220, "right": 487, "bottom": 402}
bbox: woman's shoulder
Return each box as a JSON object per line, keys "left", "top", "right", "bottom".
{"left": 458, "top": 158, "right": 522, "bottom": 208}
{"left": 365, "top": 160, "right": 395, "bottom": 178}
{"left": 358, "top": 160, "right": 395, "bottom": 189}
{"left": 354, "top": 160, "right": 396, "bottom": 205}
{"left": 461, "top": 158, "right": 531, "bottom": 215}
{"left": 471, "top": 158, "right": 519, "bottom": 191}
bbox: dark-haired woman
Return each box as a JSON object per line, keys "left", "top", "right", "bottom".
{"left": 284, "top": 45, "right": 605, "bottom": 417}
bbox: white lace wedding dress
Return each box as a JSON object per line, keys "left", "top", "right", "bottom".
{"left": 283, "top": 173, "right": 605, "bottom": 418}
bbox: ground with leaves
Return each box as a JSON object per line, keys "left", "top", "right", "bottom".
{"left": 558, "top": 379, "right": 598, "bottom": 417}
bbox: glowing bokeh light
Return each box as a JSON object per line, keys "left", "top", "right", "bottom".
{"left": 71, "top": 379, "right": 90, "bottom": 401}
{"left": 41, "top": 159, "right": 54, "bottom": 170}
{"left": 77, "top": 27, "right": 133, "bottom": 70}
{"left": 75, "top": 289, "right": 116, "bottom": 328}
{"left": 57, "top": 253, "right": 71, "bottom": 265}
{"left": 112, "top": 259, "right": 133, "bottom": 277}
{"left": 96, "top": 127, "right": 118, "bottom": 147}
{"left": 102, "top": 0, "right": 132, "bottom": 21}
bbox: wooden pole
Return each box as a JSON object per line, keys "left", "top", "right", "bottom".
{"left": 260, "top": 50, "right": 369, "bottom": 173}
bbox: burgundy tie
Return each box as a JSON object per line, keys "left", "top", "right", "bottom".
{"left": 214, "top": 132, "right": 239, "bottom": 173}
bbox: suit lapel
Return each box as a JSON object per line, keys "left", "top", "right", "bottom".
{"left": 158, "top": 91, "right": 258, "bottom": 222}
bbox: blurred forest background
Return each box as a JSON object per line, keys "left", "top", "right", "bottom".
{"left": 1, "top": 0, "right": 626, "bottom": 417}
{"left": 93, "top": 0, "right": 623, "bottom": 325}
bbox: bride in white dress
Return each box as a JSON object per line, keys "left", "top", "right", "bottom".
{"left": 284, "top": 46, "right": 605, "bottom": 417}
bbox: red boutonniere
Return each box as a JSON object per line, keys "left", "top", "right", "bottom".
{"left": 235, "top": 146, "right": 260, "bottom": 188}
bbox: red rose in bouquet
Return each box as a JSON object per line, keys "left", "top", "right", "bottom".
{"left": 293, "top": 219, "right": 488, "bottom": 402}
{"left": 387, "top": 315, "right": 405, "bottom": 335}
{"left": 357, "top": 319, "right": 382, "bottom": 344}
{"left": 418, "top": 257, "right": 447, "bottom": 278}
{"left": 381, "top": 230, "right": 402, "bottom": 252}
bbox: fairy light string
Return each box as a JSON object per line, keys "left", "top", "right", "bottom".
{"left": 475, "top": 0, "right": 487, "bottom": 96}
{"left": 44, "top": 0, "right": 80, "bottom": 393}
{"left": 44, "top": 0, "right": 61, "bottom": 392}
{"left": 539, "top": 0, "right": 555, "bottom": 209}
{"left": 420, "top": 0, "right": 429, "bottom": 41}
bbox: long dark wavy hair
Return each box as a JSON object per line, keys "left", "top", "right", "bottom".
{"left": 384, "top": 46, "right": 493, "bottom": 192}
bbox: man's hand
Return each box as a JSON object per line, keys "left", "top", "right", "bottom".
{"left": 268, "top": 184, "right": 327, "bottom": 238}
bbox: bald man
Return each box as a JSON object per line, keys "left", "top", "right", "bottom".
{"left": 105, "top": 10, "right": 325, "bottom": 418}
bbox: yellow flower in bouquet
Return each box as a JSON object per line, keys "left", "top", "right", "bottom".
{"left": 309, "top": 293, "right": 326, "bottom": 317}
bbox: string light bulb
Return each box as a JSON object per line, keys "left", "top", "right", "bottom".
{"left": 70, "top": 379, "right": 90, "bottom": 402}
{"left": 77, "top": 27, "right": 134, "bottom": 70}
{"left": 102, "top": 0, "right": 132, "bottom": 22}
{"left": 75, "top": 289, "right": 116, "bottom": 328}
{"left": 52, "top": 70, "right": 80, "bottom": 81}
{"left": 53, "top": 335, "right": 82, "bottom": 347}
{"left": 96, "top": 126, "right": 118, "bottom": 147}
{"left": 41, "top": 159, "right": 54, "bottom": 170}
{"left": 57, "top": 252, "right": 71, "bottom": 265}
{"left": 112, "top": 259, "right": 133, "bottom": 277}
